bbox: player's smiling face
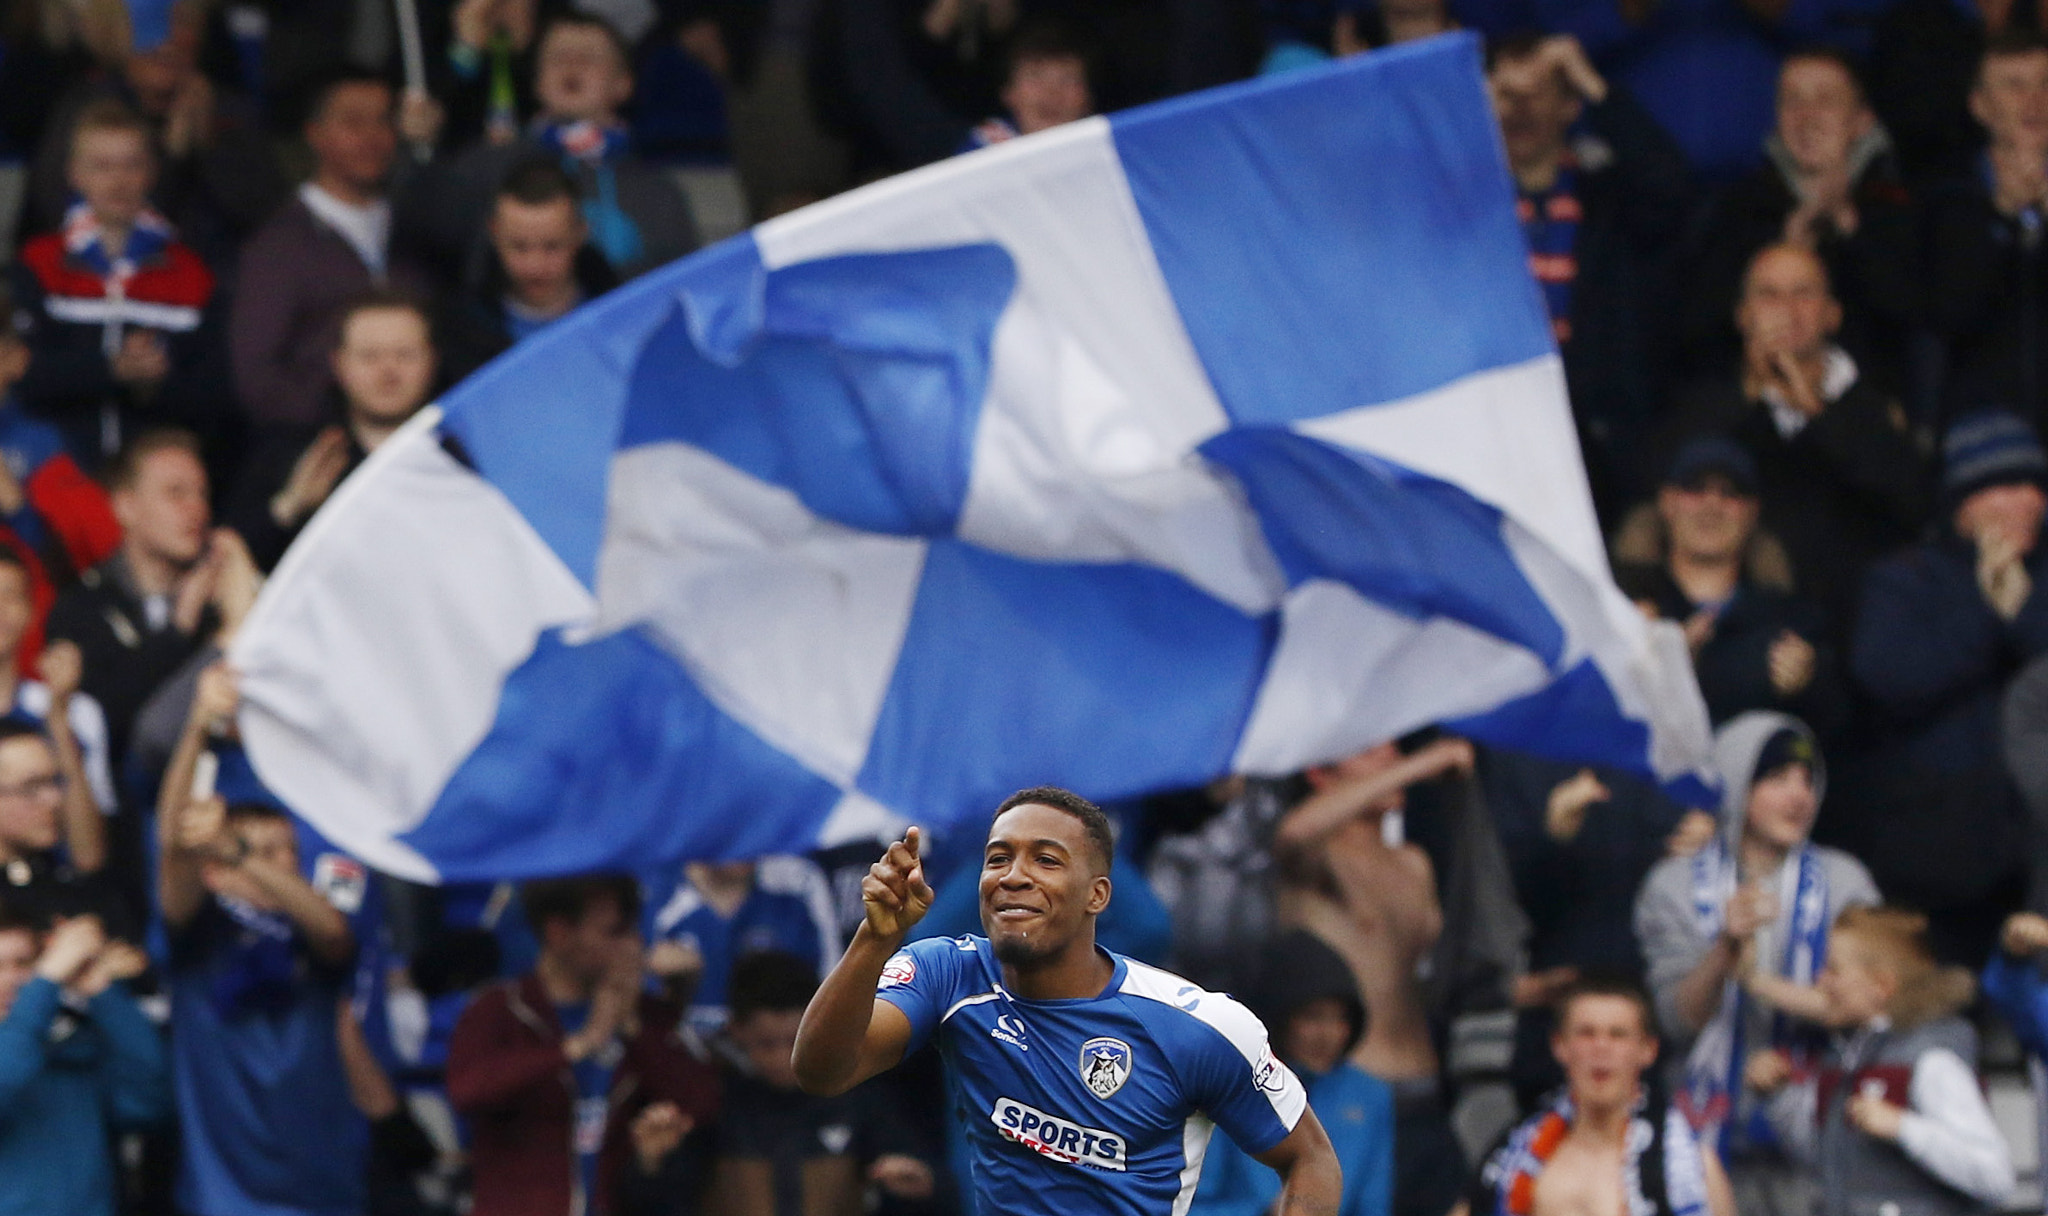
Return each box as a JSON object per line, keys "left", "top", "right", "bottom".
{"left": 979, "top": 803, "right": 1111, "bottom": 967}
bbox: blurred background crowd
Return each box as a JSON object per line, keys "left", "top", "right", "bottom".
{"left": 8, "top": 1, "right": 2048, "bottom": 1216}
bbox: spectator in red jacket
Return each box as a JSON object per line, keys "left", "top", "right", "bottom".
{"left": 0, "top": 281, "right": 122, "bottom": 670}
{"left": 448, "top": 874, "right": 720, "bottom": 1216}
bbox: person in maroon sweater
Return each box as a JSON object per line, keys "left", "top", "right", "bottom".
{"left": 448, "top": 874, "right": 720, "bottom": 1216}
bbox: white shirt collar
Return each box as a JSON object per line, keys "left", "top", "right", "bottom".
{"left": 1762, "top": 345, "right": 1859, "bottom": 439}
{"left": 299, "top": 182, "right": 391, "bottom": 277}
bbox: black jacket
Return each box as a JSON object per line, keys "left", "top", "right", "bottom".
{"left": 441, "top": 243, "right": 621, "bottom": 386}
{"left": 224, "top": 424, "right": 370, "bottom": 573}
{"left": 1640, "top": 565, "right": 1849, "bottom": 740}
{"left": 1678, "top": 149, "right": 1921, "bottom": 391}
{"left": 1925, "top": 172, "right": 2048, "bottom": 432}
{"left": 43, "top": 555, "right": 216, "bottom": 767}
{"left": 1547, "top": 88, "right": 1696, "bottom": 519}
{"left": 1661, "top": 373, "right": 1930, "bottom": 637}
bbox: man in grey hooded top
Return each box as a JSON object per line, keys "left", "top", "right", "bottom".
{"left": 1634, "top": 710, "right": 1881, "bottom": 1216}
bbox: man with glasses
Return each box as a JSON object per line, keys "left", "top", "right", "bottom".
{"left": 0, "top": 716, "right": 115, "bottom": 931}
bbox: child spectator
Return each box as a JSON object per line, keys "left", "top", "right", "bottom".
{"left": 442, "top": 159, "right": 617, "bottom": 384}
{"left": 449, "top": 873, "right": 720, "bottom": 1216}
{"left": 228, "top": 290, "right": 438, "bottom": 571}
{"left": 963, "top": 22, "right": 1095, "bottom": 149}
{"left": 1634, "top": 712, "right": 1878, "bottom": 1216}
{"left": 413, "top": 15, "right": 698, "bottom": 283}
{"left": 26, "top": 8, "right": 287, "bottom": 268}
{"left": 13, "top": 99, "right": 225, "bottom": 468}
{"left": 648, "top": 855, "right": 838, "bottom": 1036}
{"left": 157, "top": 788, "right": 368, "bottom": 1216}
{"left": 1748, "top": 906, "right": 2014, "bottom": 1215}
{"left": 0, "top": 911, "right": 167, "bottom": 1216}
{"left": 1193, "top": 930, "right": 1394, "bottom": 1216}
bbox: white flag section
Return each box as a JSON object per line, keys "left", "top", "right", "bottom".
{"left": 232, "top": 34, "right": 1712, "bottom": 884}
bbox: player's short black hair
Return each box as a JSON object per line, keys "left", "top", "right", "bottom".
{"left": 991, "top": 786, "right": 1114, "bottom": 874}
{"left": 729, "top": 949, "right": 819, "bottom": 1022}
{"left": 520, "top": 873, "right": 642, "bottom": 936}
{"left": 1552, "top": 971, "right": 1659, "bottom": 1039}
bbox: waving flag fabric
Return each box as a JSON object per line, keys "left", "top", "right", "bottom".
{"left": 231, "top": 34, "right": 1712, "bottom": 884}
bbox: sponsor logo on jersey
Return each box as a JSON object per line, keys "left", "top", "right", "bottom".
{"left": 990, "top": 1097, "right": 1126, "bottom": 1171}
{"left": 879, "top": 952, "right": 916, "bottom": 988}
{"left": 1079, "top": 1036, "right": 1132, "bottom": 1099}
{"left": 991, "top": 1013, "right": 1029, "bottom": 1050}
{"left": 1254, "top": 1046, "right": 1289, "bottom": 1094}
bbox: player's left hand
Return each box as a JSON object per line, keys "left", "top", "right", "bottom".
{"left": 862, "top": 827, "right": 936, "bottom": 941}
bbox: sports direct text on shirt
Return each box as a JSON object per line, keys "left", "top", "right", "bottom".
{"left": 990, "top": 1098, "right": 1128, "bottom": 1171}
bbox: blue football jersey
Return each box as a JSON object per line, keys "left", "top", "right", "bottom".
{"left": 877, "top": 934, "right": 1308, "bottom": 1216}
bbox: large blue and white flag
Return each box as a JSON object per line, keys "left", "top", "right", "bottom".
{"left": 231, "top": 34, "right": 1711, "bottom": 884}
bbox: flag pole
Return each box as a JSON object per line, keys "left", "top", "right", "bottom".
{"left": 393, "top": 0, "right": 431, "bottom": 161}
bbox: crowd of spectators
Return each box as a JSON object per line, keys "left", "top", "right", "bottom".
{"left": 4, "top": 2, "right": 2048, "bottom": 1216}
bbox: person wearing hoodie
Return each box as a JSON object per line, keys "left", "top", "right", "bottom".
{"left": 1191, "top": 930, "right": 1395, "bottom": 1216}
{"left": 1633, "top": 710, "right": 1880, "bottom": 1216}
{"left": 1749, "top": 906, "right": 2013, "bottom": 1216}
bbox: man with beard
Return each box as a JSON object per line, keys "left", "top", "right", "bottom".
{"left": 793, "top": 786, "right": 1343, "bottom": 1216}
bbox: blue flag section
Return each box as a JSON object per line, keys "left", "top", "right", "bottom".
{"left": 230, "top": 34, "right": 1713, "bottom": 883}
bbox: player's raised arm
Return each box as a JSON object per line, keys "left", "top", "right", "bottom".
{"left": 792, "top": 827, "right": 936, "bottom": 1096}
{"left": 1253, "top": 1106, "right": 1343, "bottom": 1216}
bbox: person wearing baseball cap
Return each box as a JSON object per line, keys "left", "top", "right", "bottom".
{"left": 1851, "top": 410, "right": 2048, "bottom": 962}
{"left": 1623, "top": 437, "right": 1845, "bottom": 733}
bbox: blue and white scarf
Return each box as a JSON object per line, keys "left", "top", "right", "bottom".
{"left": 533, "top": 120, "right": 643, "bottom": 271}
{"left": 1679, "top": 837, "right": 1831, "bottom": 1152}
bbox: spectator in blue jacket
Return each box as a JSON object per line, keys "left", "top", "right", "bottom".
{"left": 1983, "top": 911, "right": 2048, "bottom": 1058}
{"left": 1852, "top": 411, "right": 2048, "bottom": 962}
{"left": 0, "top": 910, "right": 168, "bottom": 1216}
{"left": 1192, "top": 929, "right": 1394, "bottom": 1216}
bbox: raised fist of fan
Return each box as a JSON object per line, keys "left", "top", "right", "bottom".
{"left": 862, "top": 827, "right": 936, "bottom": 940}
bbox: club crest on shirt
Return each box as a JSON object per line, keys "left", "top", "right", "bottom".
{"left": 1079, "top": 1037, "right": 1132, "bottom": 1099}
